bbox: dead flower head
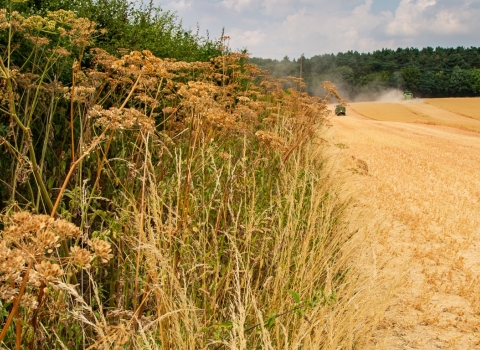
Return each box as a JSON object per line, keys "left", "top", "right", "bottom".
{"left": 89, "top": 238, "right": 113, "bottom": 263}
{"left": 255, "top": 131, "right": 286, "bottom": 151}
{"left": 35, "top": 260, "right": 64, "bottom": 282}
{"left": 51, "top": 219, "right": 81, "bottom": 238}
{"left": 70, "top": 246, "right": 92, "bottom": 269}
{"left": 87, "top": 105, "right": 155, "bottom": 133}
{"left": 35, "top": 229, "right": 60, "bottom": 252}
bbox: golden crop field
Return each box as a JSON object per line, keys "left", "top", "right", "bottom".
{"left": 426, "top": 97, "right": 480, "bottom": 121}
{"left": 348, "top": 100, "right": 480, "bottom": 133}
{"left": 329, "top": 112, "right": 480, "bottom": 349}
{"left": 351, "top": 102, "right": 433, "bottom": 123}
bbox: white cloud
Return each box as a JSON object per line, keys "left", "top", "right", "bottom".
{"left": 226, "top": 28, "right": 267, "bottom": 49}
{"left": 386, "top": 0, "right": 436, "bottom": 36}
{"left": 352, "top": 0, "right": 373, "bottom": 16}
{"left": 221, "top": 0, "right": 303, "bottom": 16}
{"left": 166, "top": 0, "right": 193, "bottom": 11}
{"left": 221, "top": 0, "right": 257, "bottom": 12}
{"left": 271, "top": 0, "right": 385, "bottom": 55}
{"left": 158, "top": 0, "right": 480, "bottom": 59}
{"left": 385, "top": 0, "right": 469, "bottom": 37}
{"left": 262, "top": 0, "right": 296, "bottom": 16}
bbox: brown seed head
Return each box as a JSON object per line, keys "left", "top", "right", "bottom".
{"left": 51, "top": 219, "right": 81, "bottom": 238}
{"left": 35, "top": 260, "right": 64, "bottom": 282}
{"left": 70, "top": 246, "right": 92, "bottom": 269}
{"left": 89, "top": 238, "right": 113, "bottom": 263}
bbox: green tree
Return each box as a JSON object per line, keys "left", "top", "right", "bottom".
{"left": 390, "top": 71, "right": 404, "bottom": 89}
{"left": 418, "top": 71, "right": 436, "bottom": 97}
{"left": 434, "top": 71, "right": 450, "bottom": 96}
{"left": 471, "top": 68, "right": 480, "bottom": 94}
{"left": 251, "top": 46, "right": 480, "bottom": 99}
{"left": 332, "top": 66, "right": 355, "bottom": 85}
{"left": 449, "top": 66, "right": 472, "bottom": 96}
{"left": 401, "top": 67, "right": 422, "bottom": 93}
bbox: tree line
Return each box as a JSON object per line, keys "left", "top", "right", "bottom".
{"left": 251, "top": 47, "right": 480, "bottom": 99}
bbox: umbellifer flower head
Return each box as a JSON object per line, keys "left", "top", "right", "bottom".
{"left": 88, "top": 238, "right": 113, "bottom": 263}
{"left": 70, "top": 246, "right": 92, "bottom": 269}
{"left": 35, "top": 260, "right": 64, "bottom": 282}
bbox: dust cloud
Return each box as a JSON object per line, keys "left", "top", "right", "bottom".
{"left": 353, "top": 89, "right": 405, "bottom": 103}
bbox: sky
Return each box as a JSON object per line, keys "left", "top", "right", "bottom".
{"left": 157, "top": 0, "right": 480, "bottom": 60}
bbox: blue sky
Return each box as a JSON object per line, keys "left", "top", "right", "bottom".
{"left": 157, "top": 0, "right": 480, "bottom": 59}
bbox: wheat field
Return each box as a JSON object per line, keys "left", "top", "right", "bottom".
{"left": 351, "top": 102, "right": 433, "bottom": 123}
{"left": 425, "top": 97, "right": 480, "bottom": 121}
{"left": 349, "top": 98, "right": 480, "bottom": 133}
{"left": 329, "top": 103, "right": 480, "bottom": 349}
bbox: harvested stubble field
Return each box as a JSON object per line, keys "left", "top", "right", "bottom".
{"left": 351, "top": 98, "right": 480, "bottom": 133}
{"left": 426, "top": 98, "right": 480, "bottom": 121}
{"left": 350, "top": 102, "right": 433, "bottom": 123}
{"left": 328, "top": 100, "right": 480, "bottom": 349}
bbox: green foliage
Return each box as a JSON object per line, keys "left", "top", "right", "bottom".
{"left": 401, "top": 67, "right": 422, "bottom": 93}
{"left": 0, "top": 0, "right": 221, "bottom": 61}
{"left": 471, "top": 69, "right": 480, "bottom": 93}
{"left": 288, "top": 289, "right": 301, "bottom": 303}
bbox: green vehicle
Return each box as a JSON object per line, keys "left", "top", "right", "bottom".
{"left": 335, "top": 105, "right": 346, "bottom": 116}
{"left": 403, "top": 91, "right": 413, "bottom": 100}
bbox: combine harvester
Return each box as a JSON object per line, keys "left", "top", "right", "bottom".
{"left": 335, "top": 104, "right": 346, "bottom": 116}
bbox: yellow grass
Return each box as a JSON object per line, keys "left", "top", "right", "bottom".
{"left": 351, "top": 102, "right": 433, "bottom": 123}
{"left": 426, "top": 97, "right": 480, "bottom": 121}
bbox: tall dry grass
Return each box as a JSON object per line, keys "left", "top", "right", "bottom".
{"left": 0, "top": 9, "right": 385, "bottom": 349}
{"left": 121, "top": 137, "right": 385, "bottom": 349}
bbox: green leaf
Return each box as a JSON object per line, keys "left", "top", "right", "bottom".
{"left": 217, "top": 321, "right": 233, "bottom": 330}
{"left": 60, "top": 160, "right": 66, "bottom": 173}
{"left": 47, "top": 177, "right": 55, "bottom": 190}
{"left": 265, "top": 313, "right": 276, "bottom": 329}
{"left": 288, "top": 289, "right": 301, "bottom": 303}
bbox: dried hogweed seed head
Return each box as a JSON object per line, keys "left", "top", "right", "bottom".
{"left": 218, "top": 152, "right": 232, "bottom": 160}
{"left": 89, "top": 238, "right": 113, "bottom": 263}
{"left": 35, "top": 260, "right": 64, "bottom": 282}
{"left": 0, "top": 285, "right": 18, "bottom": 302}
{"left": 70, "top": 246, "right": 92, "bottom": 269}
{"left": 10, "top": 211, "right": 33, "bottom": 225}
{"left": 35, "top": 229, "right": 60, "bottom": 252}
{"left": 0, "top": 244, "right": 26, "bottom": 287}
{"left": 51, "top": 219, "right": 81, "bottom": 238}
{"left": 238, "top": 96, "right": 250, "bottom": 103}
{"left": 25, "top": 35, "right": 50, "bottom": 46}
{"left": 5, "top": 212, "right": 55, "bottom": 245}
{"left": 255, "top": 131, "right": 286, "bottom": 151}
{"left": 35, "top": 214, "right": 54, "bottom": 230}
{"left": 20, "top": 293, "right": 39, "bottom": 309}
